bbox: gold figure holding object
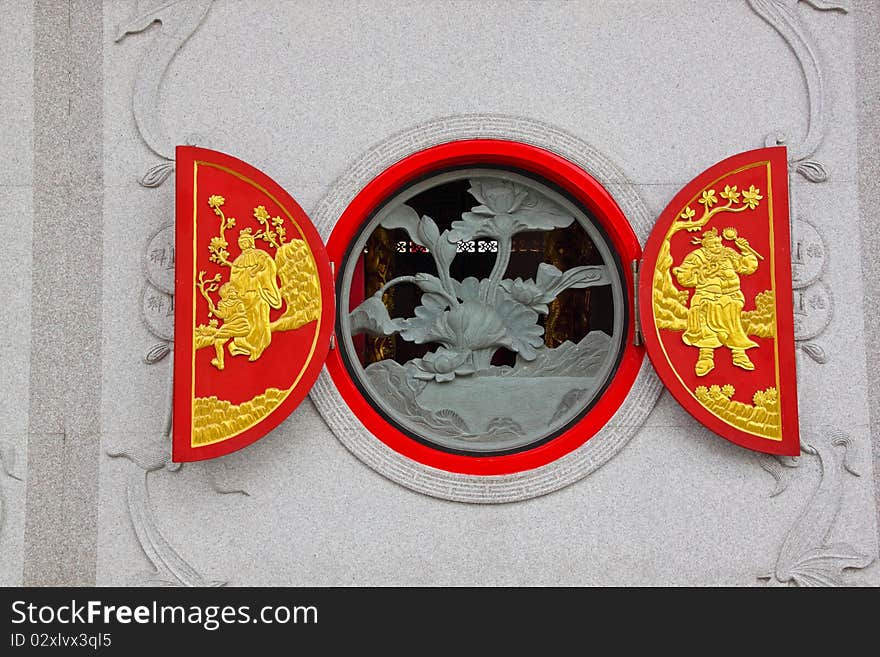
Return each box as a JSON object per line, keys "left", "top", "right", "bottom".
{"left": 194, "top": 195, "right": 320, "bottom": 370}
{"left": 673, "top": 227, "right": 760, "bottom": 376}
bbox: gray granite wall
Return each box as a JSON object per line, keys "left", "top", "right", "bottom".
{"left": 855, "top": 0, "right": 880, "bottom": 538}
{"left": 24, "top": 0, "right": 103, "bottom": 587}
{"left": 0, "top": 0, "right": 33, "bottom": 588}
{"left": 2, "top": 0, "right": 877, "bottom": 586}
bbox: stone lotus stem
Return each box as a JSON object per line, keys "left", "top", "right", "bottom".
{"left": 482, "top": 232, "right": 513, "bottom": 307}
{"left": 375, "top": 275, "right": 461, "bottom": 307}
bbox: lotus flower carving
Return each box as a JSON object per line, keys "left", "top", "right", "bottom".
{"left": 348, "top": 177, "right": 612, "bottom": 381}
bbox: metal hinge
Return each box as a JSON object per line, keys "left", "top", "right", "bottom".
{"left": 631, "top": 259, "right": 643, "bottom": 347}
{"left": 329, "top": 261, "right": 337, "bottom": 350}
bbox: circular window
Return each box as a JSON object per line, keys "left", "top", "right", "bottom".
{"left": 324, "top": 139, "right": 645, "bottom": 476}
{"left": 339, "top": 167, "right": 625, "bottom": 455}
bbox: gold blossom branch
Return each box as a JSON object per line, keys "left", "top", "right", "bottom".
{"left": 253, "top": 205, "right": 286, "bottom": 250}
{"left": 199, "top": 194, "right": 294, "bottom": 323}
{"left": 664, "top": 184, "right": 764, "bottom": 241}
{"left": 207, "top": 194, "right": 235, "bottom": 266}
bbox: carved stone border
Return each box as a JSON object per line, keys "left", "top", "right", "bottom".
{"left": 309, "top": 114, "right": 662, "bottom": 503}
{"left": 113, "top": 0, "right": 227, "bottom": 587}
{"left": 748, "top": 0, "right": 876, "bottom": 584}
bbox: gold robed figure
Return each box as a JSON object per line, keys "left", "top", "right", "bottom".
{"left": 673, "top": 228, "right": 759, "bottom": 376}
{"left": 195, "top": 229, "right": 282, "bottom": 369}
{"left": 194, "top": 195, "right": 321, "bottom": 374}
{"left": 226, "top": 230, "right": 282, "bottom": 360}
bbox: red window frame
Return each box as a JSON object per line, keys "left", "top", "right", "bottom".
{"left": 324, "top": 139, "right": 644, "bottom": 475}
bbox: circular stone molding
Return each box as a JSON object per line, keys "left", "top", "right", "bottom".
{"left": 309, "top": 115, "right": 662, "bottom": 503}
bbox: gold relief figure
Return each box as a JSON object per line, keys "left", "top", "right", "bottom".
{"left": 227, "top": 229, "right": 283, "bottom": 360}
{"left": 651, "top": 186, "right": 762, "bottom": 332}
{"left": 194, "top": 194, "right": 321, "bottom": 372}
{"left": 648, "top": 178, "right": 783, "bottom": 439}
{"left": 194, "top": 283, "right": 251, "bottom": 370}
{"left": 673, "top": 227, "right": 760, "bottom": 376}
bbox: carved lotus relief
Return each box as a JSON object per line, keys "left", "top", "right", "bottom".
{"left": 343, "top": 172, "right": 623, "bottom": 453}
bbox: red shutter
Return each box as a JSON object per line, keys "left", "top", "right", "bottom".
{"left": 639, "top": 147, "right": 799, "bottom": 455}
{"left": 173, "top": 147, "right": 336, "bottom": 462}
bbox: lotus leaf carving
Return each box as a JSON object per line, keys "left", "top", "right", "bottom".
{"left": 349, "top": 177, "right": 612, "bottom": 381}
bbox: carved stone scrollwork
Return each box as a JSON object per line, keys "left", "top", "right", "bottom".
{"left": 105, "top": 380, "right": 246, "bottom": 586}
{"left": 749, "top": 0, "right": 874, "bottom": 585}
{"left": 758, "top": 430, "right": 874, "bottom": 585}
{"left": 115, "top": 0, "right": 213, "bottom": 187}
{"left": 107, "top": 1, "right": 873, "bottom": 585}
{"left": 105, "top": 211, "right": 245, "bottom": 586}
{"left": 747, "top": 0, "right": 849, "bottom": 181}
{"left": 748, "top": 0, "right": 847, "bottom": 362}
{"left": 112, "top": 0, "right": 241, "bottom": 586}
